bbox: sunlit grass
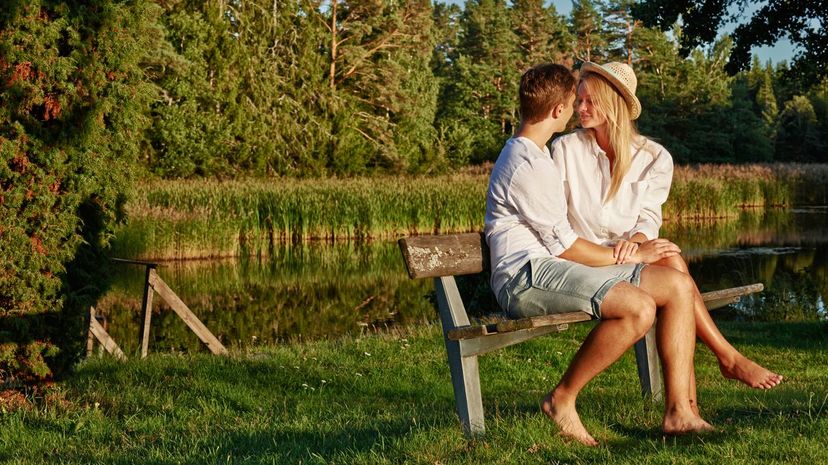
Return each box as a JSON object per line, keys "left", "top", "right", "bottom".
{"left": 1, "top": 321, "right": 826, "bottom": 464}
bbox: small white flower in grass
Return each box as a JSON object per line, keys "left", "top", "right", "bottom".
{"left": 355, "top": 372, "right": 364, "bottom": 377}
{"left": 364, "top": 352, "right": 372, "bottom": 357}
{"left": 556, "top": 351, "right": 562, "bottom": 356}
{"left": 301, "top": 383, "right": 309, "bottom": 389}
{"left": 321, "top": 379, "right": 327, "bottom": 384}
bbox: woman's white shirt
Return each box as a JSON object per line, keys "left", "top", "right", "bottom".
{"left": 550, "top": 130, "right": 673, "bottom": 246}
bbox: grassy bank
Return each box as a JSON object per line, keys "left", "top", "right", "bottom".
{"left": 113, "top": 164, "right": 828, "bottom": 259}
{"left": 1, "top": 321, "right": 826, "bottom": 464}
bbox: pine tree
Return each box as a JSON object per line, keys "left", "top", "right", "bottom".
{"left": 602, "top": 0, "right": 640, "bottom": 64}
{"left": 437, "top": 0, "right": 520, "bottom": 164}
{"left": 571, "top": 0, "right": 607, "bottom": 64}
{"left": 324, "top": 0, "right": 438, "bottom": 173}
{"left": 776, "top": 95, "right": 825, "bottom": 162}
{"left": 511, "top": 0, "right": 571, "bottom": 71}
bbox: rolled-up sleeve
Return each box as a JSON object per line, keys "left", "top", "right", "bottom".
{"left": 508, "top": 158, "right": 578, "bottom": 256}
{"left": 629, "top": 149, "right": 673, "bottom": 240}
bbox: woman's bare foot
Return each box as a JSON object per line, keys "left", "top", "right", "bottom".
{"left": 719, "top": 354, "right": 783, "bottom": 389}
{"left": 662, "top": 408, "right": 715, "bottom": 435}
{"left": 541, "top": 391, "right": 599, "bottom": 447}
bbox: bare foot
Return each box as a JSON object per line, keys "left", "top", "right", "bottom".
{"left": 662, "top": 410, "right": 715, "bottom": 436}
{"left": 541, "top": 392, "right": 599, "bottom": 447}
{"left": 719, "top": 354, "right": 783, "bottom": 389}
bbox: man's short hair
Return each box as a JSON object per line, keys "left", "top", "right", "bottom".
{"left": 519, "top": 63, "right": 576, "bottom": 124}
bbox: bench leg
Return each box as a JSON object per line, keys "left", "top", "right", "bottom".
{"left": 435, "top": 276, "right": 485, "bottom": 437}
{"left": 634, "top": 323, "right": 663, "bottom": 402}
{"left": 444, "top": 337, "right": 485, "bottom": 437}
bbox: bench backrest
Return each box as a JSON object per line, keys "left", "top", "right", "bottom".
{"left": 398, "top": 233, "right": 489, "bottom": 279}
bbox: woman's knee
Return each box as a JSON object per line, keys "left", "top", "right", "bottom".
{"left": 658, "top": 254, "right": 689, "bottom": 274}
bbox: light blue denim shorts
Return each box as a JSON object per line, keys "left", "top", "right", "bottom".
{"left": 497, "top": 258, "right": 646, "bottom": 319}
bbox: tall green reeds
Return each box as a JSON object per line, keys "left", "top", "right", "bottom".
{"left": 114, "top": 164, "right": 828, "bottom": 259}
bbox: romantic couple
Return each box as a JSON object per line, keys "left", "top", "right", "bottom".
{"left": 484, "top": 62, "right": 783, "bottom": 446}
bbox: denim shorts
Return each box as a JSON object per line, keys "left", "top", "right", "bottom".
{"left": 497, "top": 257, "right": 646, "bottom": 319}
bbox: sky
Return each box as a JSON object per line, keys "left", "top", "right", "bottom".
{"left": 442, "top": 0, "right": 797, "bottom": 65}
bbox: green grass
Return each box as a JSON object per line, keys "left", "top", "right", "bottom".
{"left": 2, "top": 321, "right": 826, "bottom": 464}
{"left": 113, "top": 164, "right": 828, "bottom": 260}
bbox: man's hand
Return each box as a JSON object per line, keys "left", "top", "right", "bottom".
{"left": 613, "top": 239, "right": 640, "bottom": 264}
{"left": 631, "top": 238, "right": 681, "bottom": 264}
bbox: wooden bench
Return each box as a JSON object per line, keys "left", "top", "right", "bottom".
{"left": 398, "top": 232, "right": 764, "bottom": 438}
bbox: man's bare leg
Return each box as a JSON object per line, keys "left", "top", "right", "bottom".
{"left": 542, "top": 282, "right": 656, "bottom": 446}
{"left": 637, "top": 265, "right": 714, "bottom": 434}
{"left": 656, "top": 255, "right": 783, "bottom": 389}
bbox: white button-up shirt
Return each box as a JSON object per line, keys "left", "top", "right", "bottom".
{"left": 484, "top": 137, "right": 579, "bottom": 297}
{"left": 550, "top": 130, "right": 673, "bottom": 246}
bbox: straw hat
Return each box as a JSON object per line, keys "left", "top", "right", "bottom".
{"left": 580, "top": 61, "right": 641, "bottom": 120}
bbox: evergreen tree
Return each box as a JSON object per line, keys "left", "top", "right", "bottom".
{"left": 0, "top": 0, "right": 159, "bottom": 381}
{"left": 437, "top": 0, "right": 519, "bottom": 164}
{"left": 571, "top": 0, "right": 607, "bottom": 64}
{"left": 776, "top": 95, "right": 825, "bottom": 162}
{"left": 150, "top": 0, "right": 330, "bottom": 177}
{"left": 511, "top": 0, "right": 571, "bottom": 71}
{"left": 602, "top": 0, "right": 640, "bottom": 64}
{"left": 324, "top": 0, "right": 439, "bottom": 173}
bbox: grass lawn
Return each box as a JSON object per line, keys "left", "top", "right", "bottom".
{"left": 1, "top": 321, "right": 826, "bottom": 464}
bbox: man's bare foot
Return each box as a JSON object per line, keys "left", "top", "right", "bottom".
{"left": 541, "top": 392, "right": 598, "bottom": 447}
{"left": 662, "top": 409, "right": 715, "bottom": 435}
{"left": 719, "top": 354, "right": 783, "bottom": 389}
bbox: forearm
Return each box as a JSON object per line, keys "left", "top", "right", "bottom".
{"left": 629, "top": 232, "right": 649, "bottom": 244}
{"left": 558, "top": 238, "right": 630, "bottom": 267}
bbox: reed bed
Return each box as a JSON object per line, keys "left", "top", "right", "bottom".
{"left": 114, "top": 163, "right": 828, "bottom": 259}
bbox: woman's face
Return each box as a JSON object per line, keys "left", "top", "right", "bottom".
{"left": 577, "top": 81, "right": 606, "bottom": 129}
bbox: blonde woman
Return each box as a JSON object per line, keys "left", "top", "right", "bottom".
{"left": 550, "top": 62, "right": 783, "bottom": 395}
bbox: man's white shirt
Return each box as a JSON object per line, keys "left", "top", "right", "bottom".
{"left": 484, "top": 137, "right": 579, "bottom": 298}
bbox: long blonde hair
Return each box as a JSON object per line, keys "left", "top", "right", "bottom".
{"left": 581, "top": 72, "right": 647, "bottom": 201}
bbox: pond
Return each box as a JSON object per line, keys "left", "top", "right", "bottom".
{"left": 96, "top": 208, "right": 828, "bottom": 354}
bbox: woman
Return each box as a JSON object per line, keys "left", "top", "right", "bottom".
{"left": 550, "top": 61, "right": 783, "bottom": 394}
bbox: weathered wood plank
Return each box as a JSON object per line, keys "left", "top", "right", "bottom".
{"left": 705, "top": 296, "right": 741, "bottom": 311}
{"left": 700, "top": 283, "right": 763, "bottom": 303}
{"left": 148, "top": 269, "right": 228, "bottom": 355}
{"left": 495, "top": 311, "right": 592, "bottom": 333}
{"left": 86, "top": 306, "right": 96, "bottom": 357}
{"left": 398, "top": 233, "right": 487, "bottom": 279}
{"left": 111, "top": 257, "right": 159, "bottom": 268}
{"left": 139, "top": 266, "right": 155, "bottom": 359}
{"left": 88, "top": 307, "right": 126, "bottom": 360}
{"left": 459, "top": 324, "right": 570, "bottom": 357}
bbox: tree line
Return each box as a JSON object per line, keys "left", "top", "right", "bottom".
{"left": 139, "top": 0, "right": 827, "bottom": 177}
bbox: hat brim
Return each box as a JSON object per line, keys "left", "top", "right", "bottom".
{"left": 580, "top": 62, "right": 641, "bottom": 120}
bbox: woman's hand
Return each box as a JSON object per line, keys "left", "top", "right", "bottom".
{"left": 631, "top": 239, "right": 681, "bottom": 264}
{"left": 613, "top": 239, "right": 639, "bottom": 264}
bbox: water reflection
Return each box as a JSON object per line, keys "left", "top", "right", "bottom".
{"left": 97, "top": 209, "right": 828, "bottom": 353}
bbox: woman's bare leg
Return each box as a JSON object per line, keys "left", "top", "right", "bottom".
{"left": 636, "top": 265, "right": 714, "bottom": 434}
{"left": 655, "top": 255, "right": 783, "bottom": 389}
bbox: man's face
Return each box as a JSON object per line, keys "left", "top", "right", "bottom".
{"left": 555, "top": 93, "right": 576, "bottom": 132}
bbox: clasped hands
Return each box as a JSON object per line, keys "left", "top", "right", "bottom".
{"left": 612, "top": 238, "right": 681, "bottom": 265}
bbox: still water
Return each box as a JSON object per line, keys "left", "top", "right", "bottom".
{"left": 97, "top": 209, "right": 828, "bottom": 353}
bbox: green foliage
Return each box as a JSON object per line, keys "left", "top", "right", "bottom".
{"left": 0, "top": 0, "right": 157, "bottom": 382}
